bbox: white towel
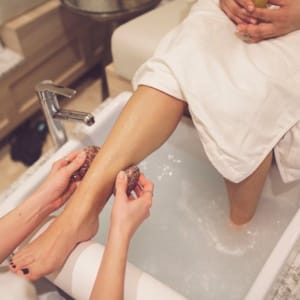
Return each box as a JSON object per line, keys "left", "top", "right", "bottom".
{"left": 0, "top": 271, "right": 37, "bottom": 300}
{"left": 133, "top": 0, "right": 300, "bottom": 183}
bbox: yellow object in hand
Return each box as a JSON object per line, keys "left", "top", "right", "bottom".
{"left": 253, "top": 0, "right": 268, "bottom": 8}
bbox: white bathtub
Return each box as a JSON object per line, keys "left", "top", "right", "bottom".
{"left": 1, "top": 92, "right": 300, "bottom": 300}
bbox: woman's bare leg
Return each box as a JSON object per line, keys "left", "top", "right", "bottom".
{"left": 225, "top": 151, "right": 273, "bottom": 225}
{"left": 11, "top": 86, "right": 186, "bottom": 280}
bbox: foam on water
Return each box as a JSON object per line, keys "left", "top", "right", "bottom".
{"left": 93, "top": 118, "right": 299, "bottom": 300}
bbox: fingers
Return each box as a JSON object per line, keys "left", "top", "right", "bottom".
{"left": 237, "top": 22, "right": 276, "bottom": 41}
{"left": 120, "top": 172, "right": 154, "bottom": 205}
{"left": 268, "top": 0, "right": 285, "bottom": 6}
{"left": 251, "top": 7, "right": 279, "bottom": 22}
{"left": 220, "top": 0, "right": 257, "bottom": 24}
{"left": 135, "top": 174, "right": 154, "bottom": 210}
{"left": 64, "top": 150, "right": 82, "bottom": 163}
{"left": 235, "top": 0, "right": 255, "bottom": 12}
{"left": 64, "top": 150, "right": 86, "bottom": 174}
{"left": 138, "top": 173, "right": 154, "bottom": 194}
{"left": 60, "top": 182, "right": 77, "bottom": 202}
{"left": 51, "top": 150, "right": 81, "bottom": 171}
{"left": 115, "top": 171, "right": 128, "bottom": 198}
{"left": 221, "top": 0, "right": 245, "bottom": 24}
{"left": 111, "top": 172, "right": 154, "bottom": 238}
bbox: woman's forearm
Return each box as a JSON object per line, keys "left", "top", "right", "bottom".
{"left": 0, "top": 193, "right": 51, "bottom": 263}
{"left": 90, "top": 228, "right": 130, "bottom": 300}
{"left": 90, "top": 172, "right": 153, "bottom": 300}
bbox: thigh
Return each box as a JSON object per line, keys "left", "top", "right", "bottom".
{"left": 224, "top": 151, "right": 273, "bottom": 225}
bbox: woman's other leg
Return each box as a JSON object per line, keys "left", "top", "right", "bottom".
{"left": 224, "top": 151, "right": 273, "bottom": 225}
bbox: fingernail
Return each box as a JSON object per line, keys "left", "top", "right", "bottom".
{"left": 236, "top": 27, "right": 243, "bottom": 34}
{"left": 22, "top": 268, "right": 29, "bottom": 275}
{"left": 248, "top": 5, "right": 254, "bottom": 11}
{"left": 78, "top": 151, "right": 86, "bottom": 159}
{"left": 118, "top": 171, "right": 126, "bottom": 180}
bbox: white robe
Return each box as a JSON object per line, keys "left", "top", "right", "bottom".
{"left": 133, "top": 0, "right": 300, "bottom": 183}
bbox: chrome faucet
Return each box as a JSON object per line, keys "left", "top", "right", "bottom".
{"left": 35, "top": 80, "right": 95, "bottom": 148}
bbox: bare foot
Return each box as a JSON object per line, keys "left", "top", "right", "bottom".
{"left": 0, "top": 151, "right": 86, "bottom": 265}
{"left": 10, "top": 209, "right": 98, "bottom": 280}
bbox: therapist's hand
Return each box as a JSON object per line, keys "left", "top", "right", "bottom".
{"left": 220, "top": 0, "right": 257, "bottom": 24}
{"left": 33, "top": 150, "right": 86, "bottom": 210}
{"left": 111, "top": 171, "right": 154, "bottom": 240}
{"left": 236, "top": 0, "right": 300, "bottom": 42}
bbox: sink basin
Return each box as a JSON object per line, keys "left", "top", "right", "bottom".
{"left": 0, "top": 92, "right": 185, "bottom": 300}
{"left": 1, "top": 91, "right": 300, "bottom": 300}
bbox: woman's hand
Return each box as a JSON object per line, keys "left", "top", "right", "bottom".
{"left": 90, "top": 171, "right": 153, "bottom": 300}
{"left": 0, "top": 150, "right": 86, "bottom": 264}
{"left": 33, "top": 150, "right": 86, "bottom": 210}
{"left": 111, "top": 171, "right": 154, "bottom": 239}
{"left": 220, "top": 0, "right": 257, "bottom": 24}
{"left": 236, "top": 0, "right": 300, "bottom": 42}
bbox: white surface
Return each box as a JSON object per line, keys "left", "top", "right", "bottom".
{"left": 0, "top": 270, "right": 65, "bottom": 300}
{"left": 1, "top": 92, "right": 299, "bottom": 300}
{"left": 0, "top": 272, "right": 37, "bottom": 300}
{"left": 111, "top": 0, "right": 194, "bottom": 80}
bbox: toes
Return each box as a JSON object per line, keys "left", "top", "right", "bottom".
{"left": 15, "top": 268, "right": 29, "bottom": 275}
{"left": 16, "top": 268, "right": 30, "bottom": 279}
{"left": 8, "top": 259, "right": 17, "bottom": 272}
{"left": 16, "top": 266, "right": 41, "bottom": 281}
{"left": 12, "top": 254, "right": 35, "bottom": 272}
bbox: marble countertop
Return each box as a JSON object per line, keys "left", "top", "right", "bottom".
{"left": 268, "top": 240, "right": 300, "bottom": 300}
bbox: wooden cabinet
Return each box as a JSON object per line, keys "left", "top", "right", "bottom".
{"left": 0, "top": 0, "right": 106, "bottom": 140}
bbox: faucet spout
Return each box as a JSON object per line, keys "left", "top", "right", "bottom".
{"left": 35, "top": 80, "right": 95, "bottom": 149}
{"left": 54, "top": 109, "right": 95, "bottom": 126}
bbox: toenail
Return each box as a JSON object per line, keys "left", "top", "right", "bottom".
{"left": 22, "top": 268, "right": 29, "bottom": 275}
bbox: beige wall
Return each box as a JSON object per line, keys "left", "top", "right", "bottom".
{"left": 0, "top": 0, "right": 48, "bottom": 25}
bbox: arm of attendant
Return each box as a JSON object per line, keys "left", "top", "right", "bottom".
{"left": 0, "top": 151, "right": 86, "bottom": 264}
{"left": 90, "top": 171, "right": 154, "bottom": 300}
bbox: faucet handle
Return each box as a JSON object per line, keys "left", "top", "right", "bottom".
{"left": 35, "top": 80, "right": 76, "bottom": 98}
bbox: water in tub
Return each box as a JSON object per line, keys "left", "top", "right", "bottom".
{"left": 91, "top": 117, "right": 299, "bottom": 300}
